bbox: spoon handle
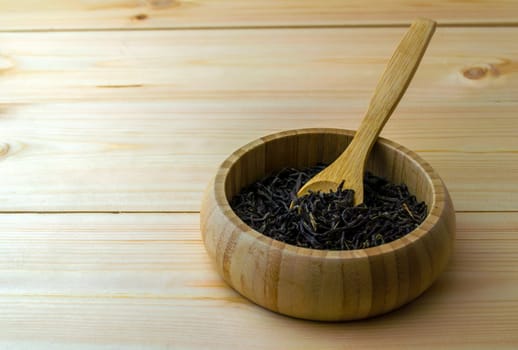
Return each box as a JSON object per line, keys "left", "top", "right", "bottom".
{"left": 346, "top": 18, "right": 436, "bottom": 161}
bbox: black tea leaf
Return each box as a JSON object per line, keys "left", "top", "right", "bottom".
{"left": 230, "top": 164, "right": 428, "bottom": 251}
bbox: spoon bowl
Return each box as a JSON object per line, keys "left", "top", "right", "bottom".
{"left": 200, "top": 128, "right": 455, "bottom": 321}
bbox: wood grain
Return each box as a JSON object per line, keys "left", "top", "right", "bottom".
{"left": 2, "top": 28, "right": 518, "bottom": 103}
{"left": 0, "top": 212, "right": 516, "bottom": 348}
{"left": 0, "top": 1, "right": 515, "bottom": 347}
{"left": 0, "top": 28, "right": 517, "bottom": 211}
{"left": 0, "top": 0, "right": 517, "bottom": 30}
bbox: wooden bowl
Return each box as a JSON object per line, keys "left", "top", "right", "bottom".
{"left": 200, "top": 128, "right": 455, "bottom": 321}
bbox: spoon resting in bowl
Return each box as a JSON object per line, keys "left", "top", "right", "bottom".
{"left": 297, "top": 18, "right": 436, "bottom": 205}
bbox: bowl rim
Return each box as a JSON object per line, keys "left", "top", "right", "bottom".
{"left": 213, "top": 128, "right": 447, "bottom": 259}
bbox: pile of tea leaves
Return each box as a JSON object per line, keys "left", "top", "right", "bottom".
{"left": 230, "top": 164, "right": 428, "bottom": 250}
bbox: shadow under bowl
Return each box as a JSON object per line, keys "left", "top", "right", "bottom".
{"left": 200, "top": 128, "right": 455, "bottom": 321}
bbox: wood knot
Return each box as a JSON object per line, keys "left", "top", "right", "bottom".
{"left": 0, "top": 56, "right": 15, "bottom": 73}
{"left": 462, "top": 66, "right": 487, "bottom": 80}
{"left": 134, "top": 13, "right": 148, "bottom": 21}
{"left": 0, "top": 143, "right": 10, "bottom": 158}
{"left": 462, "top": 63, "right": 501, "bottom": 81}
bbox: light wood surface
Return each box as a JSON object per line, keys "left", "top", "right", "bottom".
{"left": 0, "top": 0, "right": 517, "bottom": 30}
{"left": 1, "top": 28, "right": 518, "bottom": 211}
{"left": 299, "top": 19, "right": 435, "bottom": 203}
{"left": 0, "top": 0, "right": 517, "bottom": 347}
{"left": 0, "top": 212, "right": 517, "bottom": 348}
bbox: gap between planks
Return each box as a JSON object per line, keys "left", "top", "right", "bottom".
{"left": 0, "top": 211, "right": 199, "bottom": 214}
{"left": 0, "top": 210, "right": 516, "bottom": 214}
{"left": 1, "top": 22, "right": 518, "bottom": 33}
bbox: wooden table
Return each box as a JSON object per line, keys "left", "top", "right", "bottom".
{"left": 1, "top": 1, "right": 517, "bottom": 348}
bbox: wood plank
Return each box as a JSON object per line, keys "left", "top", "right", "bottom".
{"left": 0, "top": 0, "right": 517, "bottom": 31}
{"left": 0, "top": 212, "right": 517, "bottom": 349}
{"left": 0, "top": 28, "right": 517, "bottom": 211}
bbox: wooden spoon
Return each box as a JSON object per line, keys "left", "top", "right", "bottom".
{"left": 297, "top": 18, "right": 436, "bottom": 205}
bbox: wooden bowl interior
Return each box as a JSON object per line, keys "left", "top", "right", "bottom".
{"left": 224, "top": 131, "right": 433, "bottom": 214}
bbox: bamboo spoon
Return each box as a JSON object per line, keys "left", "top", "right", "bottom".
{"left": 297, "top": 18, "right": 436, "bottom": 204}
